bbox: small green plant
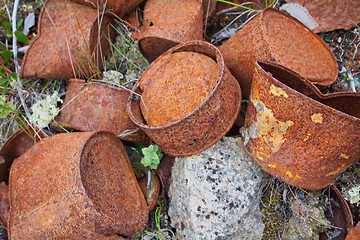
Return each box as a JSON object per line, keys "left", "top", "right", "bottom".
{"left": 143, "top": 206, "right": 174, "bottom": 240}
{"left": 3, "top": 19, "right": 29, "bottom": 44}
{"left": 141, "top": 145, "right": 163, "bottom": 169}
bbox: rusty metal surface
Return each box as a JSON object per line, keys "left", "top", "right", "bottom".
{"left": 54, "top": 79, "right": 150, "bottom": 143}
{"left": 0, "top": 126, "right": 46, "bottom": 229}
{"left": 70, "top": 0, "right": 145, "bottom": 18}
{"left": 0, "top": 126, "right": 46, "bottom": 185}
{"left": 156, "top": 156, "right": 175, "bottom": 195}
{"left": 21, "top": 0, "right": 114, "bottom": 79}
{"left": 219, "top": 8, "right": 338, "bottom": 99}
{"left": 0, "top": 182, "right": 9, "bottom": 229}
{"left": 241, "top": 61, "right": 360, "bottom": 190}
{"left": 139, "top": 51, "right": 219, "bottom": 126}
{"left": 8, "top": 131, "right": 148, "bottom": 238}
{"left": 138, "top": 0, "right": 203, "bottom": 62}
{"left": 346, "top": 221, "right": 360, "bottom": 240}
{"left": 128, "top": 40, "right": 241, "bottom": 156}
{"left": 202, "top": 0, "right": 216, "bottom": 18}
{"left": 320, "top": 185, "right": 354, "bottom": 240}
{"left": 285, "top": 0, "right": 360, "bottom": 33}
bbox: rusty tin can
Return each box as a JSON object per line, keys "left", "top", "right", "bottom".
{"left": 8, "top": 131, "right": 148, "bottom": 238}
{"left": 128, "top": 40, "right": 241, "bottom": 156}
{"left": 284, "top": 0, "right": 360, "bottom": 33}
{"left": 138, "top": 0, "right": 203, "bottom": 62}
{"left": 21, "top": 0, "right": 114, "bottom": 79}
{"left": 54, "top": 79, "right": 149, "bottom": 143}
{"left": 70, "top": 0, "right": 145, "bottom": 18}
{"left": 241, "top": 61, "right": 360, "bottom": 190}
{"left": 218, "top": 8, "right": 338, "bottom": 99}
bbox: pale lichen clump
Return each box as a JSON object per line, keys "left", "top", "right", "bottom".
{"left": 29, "top": 91, "right": 63, "bottom": 128}
{"left": 285, "top": 196, "right": 330, "bottom": 240}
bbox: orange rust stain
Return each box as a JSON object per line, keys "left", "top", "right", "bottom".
{"left": 326, "top": 164, "right": 346, "bottom": 176}
{"left": 285, "top": 170, "right": 302, "bottom": 180}
{"left": 269, "top": 84, "right": 288, "bottom": 98}
{"left": 311, "top": 113, "right": 323, "bottom": 123}
{"left": 303, "top": 133, "right": 311, "bottom": 142}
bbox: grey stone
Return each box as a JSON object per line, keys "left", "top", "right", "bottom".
{"left": 168, "top": 137, "right": 266, "bottom": 240}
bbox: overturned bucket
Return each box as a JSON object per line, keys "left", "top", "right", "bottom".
{"left": 54, "top": 79, "right": 149, "bottom": 143}
{"left": 21, "top": 0, "right": 114, "bottom": 79}
{"left": 70, "top": 0, "right": 145, "bottom": 18}
{"left": 128, "top": 40, "right": 241, "bottom": 156}
{"left": 138, "top": 0, "right": 203, "bottom": 62}
{"left": 241, "top": 61, "right": 360, "bottom": 190}
{"left": 218, "top": 8, "right": 338, "bottom": 99}
{"left": 8, "top": 131, "right": 148, "bottom": 238}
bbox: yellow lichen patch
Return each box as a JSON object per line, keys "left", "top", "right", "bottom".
{"left": 340, "top": 153, "right": 350, "bottom": 159}
{"left": 285, "top": 171, "right": 302, "bottom": 180}
{"left": 303, "top": 133, "right": 311, "bottom": 142}
{"left": 311, "top": 113, "right": 323, "bottom": 123}
{"left": 269, "top": 84, "right": 288, "bottom": 98}
{"left": 251, "top": 99, "right": 294, "bottom": 153}
{"left": 326, "top": 164, "right": 346, "bottom": 176}
{"left": 268, "top": 164, "right": 277, "bottom": 168}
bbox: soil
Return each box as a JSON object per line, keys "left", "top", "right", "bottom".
{"left": 0, "top": 1, "right": 359, "bottom": 239}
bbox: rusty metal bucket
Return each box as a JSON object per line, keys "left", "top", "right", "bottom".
{"left": 218, "top": 8, "right": 338, "bottom": 99}
{"left": 8, "top": 131, "right": 148, "bottom": 238}
{"left": 138, "top": 0, "right": 203, "bottom": 62}
{"left": 241, "top": 61, "right": 360, "bottom": 190}
{"left": 128, "top": 40, "right": 241, "bottom": 156}
{"left": 0, "top": 126, "right": 46, "bottom": 229}
{"left": 21, "top": 0, "right": 114, "bottom": 79}
{"left": 70, "top": 0, "right": 145, "bottom": 18}
{"left": 53, "top": 79, "right": 150, "bottom": 143}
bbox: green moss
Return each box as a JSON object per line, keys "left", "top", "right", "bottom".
{"left": 260, "top": 183, "right": 288, "bottom": 240}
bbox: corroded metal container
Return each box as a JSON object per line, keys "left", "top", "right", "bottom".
{"left": 241, "top": 61, "right": 360, "bottom": 190}
{"left": 218, "top": 8, "right": 338, "bottom": 99}
{"left": 8, "top": 132, "right": 148, "bottom": 239}
{"left": 284, "top": 0, "right": 360, "bottom": 33}
{"left": 21, "top": 0, "right": 114, "bottom": 79}
{"left": 138, "top": 0, "right": 203, "bottom": 62}
{"left": 70, "top": 0, "right": 145, "bottom": 17}
{"left": 54, "top": 79, "right": 149, "bottom": 143}
{"left": 128, "top": 40, "right": 241, "bottom": 156}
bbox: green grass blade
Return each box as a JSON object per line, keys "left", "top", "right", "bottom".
{"left": 110, "top": 23, "right": 150, "bottom": 66}
{"left": 103, "top": 33, "right": 145, "bottom": 72}
{"left": 216, "top": 0, "right": 260, "bottom": 13}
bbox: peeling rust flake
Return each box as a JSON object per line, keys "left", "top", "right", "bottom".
{"left": 311, "top": 113, "right": 323, "bottom": 123}
{"left": 242, "top": 99, "right": 294, "bottom": 157}
{"left": 269, "top": 84, "right": 288, "bottom": 98}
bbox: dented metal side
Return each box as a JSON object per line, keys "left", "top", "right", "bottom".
{"left": 128, "top": 41, "right": 241, "bottom": 157}
{"left": 21, "top": 0, "right": 114, "bottom": 79}
{"left": 241, "top": 61, "right": 360, "bottom": 190}
{"left": 8, "top": 132, "right": 148, "bottom": 238}
{"left": 54, "top": 79, "right": 150, "bottom": 143}
{"left": 219, "top": 8, "right": 337, "bottom": 99}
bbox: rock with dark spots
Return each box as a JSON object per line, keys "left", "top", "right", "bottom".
{"left": 168, "top": 137, "right": 266, "bottom": 240}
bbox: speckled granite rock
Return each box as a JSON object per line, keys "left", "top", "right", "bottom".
{"left": 168, "top": 137, "right": 266, "bottom": 240}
